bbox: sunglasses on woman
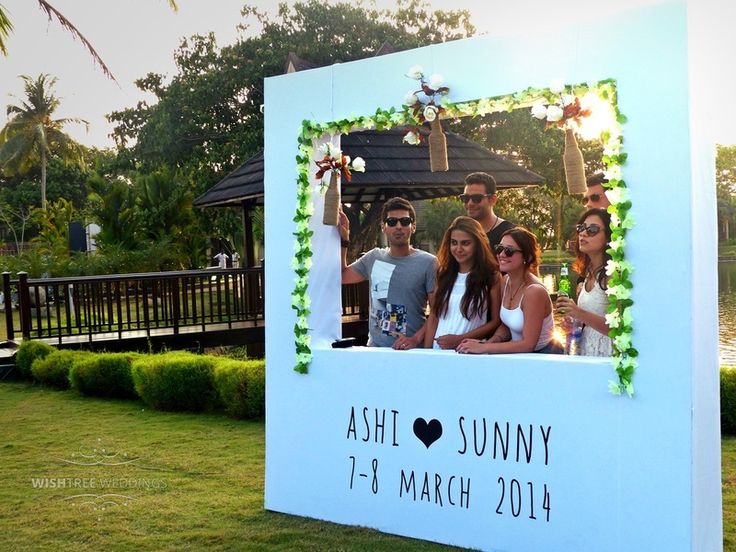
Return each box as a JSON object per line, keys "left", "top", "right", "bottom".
{"left": 458, "top": 193, "right": 490, "bottom": 204}
{"left": 493, "top": 244, "right": 522, "bottom": 257}
{"left": 384, "top": 216, "right": 413, "bottom": 227}
{"left": 575, "top": 222, "right": 602, "bottom": 236}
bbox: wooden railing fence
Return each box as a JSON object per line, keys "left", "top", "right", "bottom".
{"left": 2, "top": 268, "right": 368, "bottom": 346}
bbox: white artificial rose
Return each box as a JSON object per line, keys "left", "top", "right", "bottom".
{"left": 351, "top": 157, "right": 366, "bottom": 172}
{"left": 550, "top": 78, "right": 565, "bottom": 94}
{"left": 561, "top": 94, "right": 575, "bottom": 106}
{"left": 604, "top": 165, "right": 622, "bottom": 181}
{"left": 605, "top": 310, "right": 621, "bottom": 329}
{"left": 403, "top": 131, "right": 420, "bottom": 145}
{"left": 423, "top": 105, "right": 438, "bottom": 122}
{"left": 404, "top": 91, "right": 418, "bottom": 105}
{"left": 428, "top": 73, "right": 444, "bottom": 89}
{"left": 343, "top": 155, "right": 351, "bottom": 166}
{"left": 318, "top": 143, "right": 330, "bottom": 156}
{"left": 531, "top": 103, "right": 548, "bottom": 120}
{"left": 406, "top": 65, "right": 423, "bottom": 80}
{"left": 546, "top": 105, "right": 564, "bottom": 122}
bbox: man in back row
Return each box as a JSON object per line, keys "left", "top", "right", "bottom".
{"left": 339, "top": 197, "right": 436, "bottom": 350}
{"left": 461, "top": 172, "right": 515, "bottom": 248}
{"left": 583, "top": 173, "right": 612, "bottom": 210}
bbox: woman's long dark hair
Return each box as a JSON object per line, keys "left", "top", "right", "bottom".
{"left": 573, "top": 208, "right": 612, "bottom": 290}
{"left": 432, "top": 216, "right": 499, "bottom": 319}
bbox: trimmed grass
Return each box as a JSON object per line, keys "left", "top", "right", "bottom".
{"left": 0, "top": 383, "right": 461, "bottom": 551}
{"left": 725, "top": 437, "right": 736, "bottom": 550}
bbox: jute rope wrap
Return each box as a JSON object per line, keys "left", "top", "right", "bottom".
{"left": 429, "top": 119, "right": 449, "bottom": 172}
{"left": 322, "top": 171, "right": 341, "bottom": 226}
{"left": 564, "top": 127, "right": 587, "bottom": 194}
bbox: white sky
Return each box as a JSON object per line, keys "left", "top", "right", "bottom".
{"left": 0, "top": 0, "right": 733, "bottom": 148}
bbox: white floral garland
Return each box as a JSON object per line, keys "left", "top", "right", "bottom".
{"left": 291, "top": 79, "right": 635, "bottom": 396}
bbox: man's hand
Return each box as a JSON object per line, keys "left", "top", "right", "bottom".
{"left": 392, "top": 333, "right": 420, "bottom": 350}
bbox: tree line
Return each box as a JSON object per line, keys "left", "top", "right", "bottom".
{"left": 1, "top": 0, "right": 732, "bottom": 278}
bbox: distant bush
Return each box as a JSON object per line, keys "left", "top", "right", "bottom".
{"left": 213, "top": 359, "right": 265, "bottom": 419}
{"left": 31, "top": 350, "right": 91, "bottom": 390}
{"left": 131, "top": 352, "right": 218, "bottom": 411}
{"left": 16, "top": 341, "right": 55, "bottom": 379}
{"left": 70, "top": 353, "right": 141, "bottom": 399}
{"left": 722, "top": 367, "right": 736, "bottom": 434}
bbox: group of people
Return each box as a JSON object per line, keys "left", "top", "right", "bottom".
{"left": 338, "top": 171, "right": 613, "bottom": 357}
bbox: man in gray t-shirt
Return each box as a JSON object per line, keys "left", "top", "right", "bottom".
{"left": 339, "top": 197, "right": 436, "bottom": 349}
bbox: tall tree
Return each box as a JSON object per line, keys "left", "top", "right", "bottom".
{"left": 108, "top": 0, "right": 475, "bottom": 249}
{"left": 0, "top": 74, "right": 86, "bottom": 210}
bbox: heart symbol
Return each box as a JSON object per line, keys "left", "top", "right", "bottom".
{"left": 413, "top": 417, "right": 443, "bottom": 449}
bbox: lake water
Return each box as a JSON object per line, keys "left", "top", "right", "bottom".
{"left": 720, "top": 262, "right": 736, "bottom": 365}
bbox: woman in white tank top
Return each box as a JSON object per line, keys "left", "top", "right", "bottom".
{"left": 423, "top": 217, "right": 503, "bottom": 350}
{"left": 457, "top": 227, "right": 561, "bottom": 354}
{"left": 555, "top": 208, "right": 613, "bottom": 356}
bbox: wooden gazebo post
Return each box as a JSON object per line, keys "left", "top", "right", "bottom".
{"left": 242, "top": 199, "right": 256, "bottom": 267}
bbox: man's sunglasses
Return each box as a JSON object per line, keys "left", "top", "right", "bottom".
{"left": 493, "top": 244, "right": 522, "bottom": 257}
{"left": 575, "top": 223, "right": 602, "bottom": 236}
{"left": 458, "top": 193, "right": 491, "bottom": 204}
{"left": 582, "top": 193, "right": 603, "bottom": 204}
{"left": 384, "top": 216, "right": 413, "bottom": 227}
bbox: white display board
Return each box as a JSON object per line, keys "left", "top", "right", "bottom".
{"left": 263, "top": 2, "right": 722, "bottom": 550}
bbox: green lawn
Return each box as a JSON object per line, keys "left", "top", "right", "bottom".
{"left": 0, "top": 382, "right": 732, "bottom": 550}
{"left": 0, "top": 382, "right": 462, "bottom": 551}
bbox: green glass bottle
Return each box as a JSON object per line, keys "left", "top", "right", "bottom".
{"left": 558, "top": 262, "right": 571, "bottom": 297}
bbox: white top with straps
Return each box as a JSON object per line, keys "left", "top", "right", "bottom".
{"left": 433, "top": 272, "right": 487, "bottom": 349}
{"left": 499, "top": 277, "right": 554, "bottom": 351}
{"left": 577, "top": 278, "right": 613, "bottom": 356}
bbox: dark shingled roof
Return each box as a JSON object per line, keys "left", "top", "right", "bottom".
{"left": 194, "top": 127, "right": 545, "bottom": 207}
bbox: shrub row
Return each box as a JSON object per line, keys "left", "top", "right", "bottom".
{"left": 17, "top": 341, "right": 265, "bottom": 420}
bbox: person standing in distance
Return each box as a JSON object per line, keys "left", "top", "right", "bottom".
{"left": 461, "top": 172, "right": 515, "bottom": 249}
{"left": 583, "top": 173, "right": 612, "bottom": 210}
{"left": 338, "top": 197, "right": 436, "bottom": 350}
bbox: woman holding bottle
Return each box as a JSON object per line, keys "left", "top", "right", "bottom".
{"left": 457, "top": 226, "right": 561, "bottom": 354}
{"left": 423, "top": 217, "right": 502, "bottom": 350}
{"left": 555, "top": 207, "right": 613, "bottom": 356}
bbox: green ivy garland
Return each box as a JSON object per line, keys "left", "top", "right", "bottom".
{"left": 291, "top": 79, "right": 635, "bottom": 396}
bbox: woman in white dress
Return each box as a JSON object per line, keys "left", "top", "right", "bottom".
{"left": 423, "top": 217, "right": 503, "bottom": 350}
{"left": 555, "top": 208, "right": 613, "bottom": 356}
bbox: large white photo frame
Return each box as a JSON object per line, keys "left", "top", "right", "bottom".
{"left": 263, "top": 2, "right": 721, "bottom": 550}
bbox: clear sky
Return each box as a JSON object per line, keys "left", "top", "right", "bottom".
{"left": 1, "top": 0, "right": 733, "bottom": 148}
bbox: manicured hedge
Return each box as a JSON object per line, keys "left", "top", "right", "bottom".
{"left": 131, "top": 352, "right": 219, "bottom": 412}
{"left": 15, "top": 341, "right": 55, "bottom": 379}
{"left": 31, "top": 350, "right": 91, "bottom": 390}
{"left": 15, "top": 342, "right": 736, "bottom": 433}
{"left": 722, "top": 367, "right": 736, "bottom": 434}
{"left": 69, "top": 353, "right": 141, "bottom": 399}
{"left": 213, "top": 359, "right": 265, "bottom": 419}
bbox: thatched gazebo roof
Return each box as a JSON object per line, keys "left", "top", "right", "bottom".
{"left": 194, "top": 126, "right": 544, "bottom": 208}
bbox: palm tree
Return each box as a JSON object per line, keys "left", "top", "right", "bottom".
{"left": 0, "top": 1, "right": 178, "bottom": 81}
{"left": 0, "top": 74, "right": 87, "bottom": 210}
